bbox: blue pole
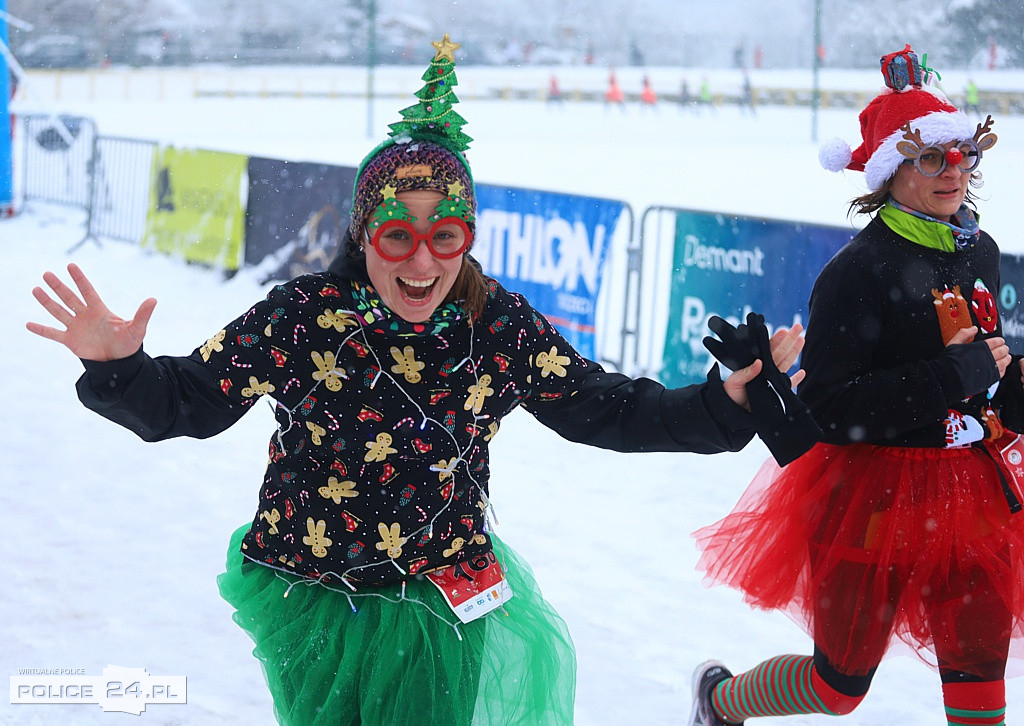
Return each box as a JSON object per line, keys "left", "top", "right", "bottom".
{"left": 0, "top": 0, "right": 12, "bottom": 216}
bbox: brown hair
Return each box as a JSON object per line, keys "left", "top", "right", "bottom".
{"left": 847, "top": 169, "right": 983, "bottom": 217}
{"left": 444, "top": 254, "right": 489, "bottom": 319}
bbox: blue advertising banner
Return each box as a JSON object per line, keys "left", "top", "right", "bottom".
{"left": 471, "top": 184, "right": 625, "bottom": 359}
{"left": 997, "top": 253, "right": 1024, "bottom": 354}
{"left": 661, "top": 210, "right": 855, "bottom": 388}
{"left": 0, "top": 0, "right": 12, "bottom": 215}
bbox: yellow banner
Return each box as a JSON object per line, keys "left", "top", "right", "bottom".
{"left": 142, "top": 147, "right": 247, "bottom": 270}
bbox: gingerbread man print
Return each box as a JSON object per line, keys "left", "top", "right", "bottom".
{"left": 311, "top": 351, "right": 346, "bottom": 392}
{"left": 390, "top": 345, "right": 426, "bottom": 383}
{"left": 465, "top": 374, "right": 494, "bottom": 414}
{"left": 241, "top": 376, "right": 275, "bottom": 398}
{"left": 376, "top": 522, "right": 407, "bottom": 559}
{"left": 306, "top": 420, "right": 327, "bottom": 446}
{"left": 260, "top": 507, "right": 281, "bottom": 535}
{"left": 319, "top": 476, "right": 359, "bottom": 504}
{"left": 364, "top": 432, "right": 398, "bottom": 462}
{"left": 302, "top": 518, "right": 332, "bottom": 558}
{"left": 317, "top": 308, "right": 358, "bottom": 333}
{"left": 200, "top": 329, "right": 226, "bottom": 361}
{"left": 535, "top": 346, "right": 570, "bottom": 378}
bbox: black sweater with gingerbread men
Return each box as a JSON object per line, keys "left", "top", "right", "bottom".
{"left": 77, "top": 252, "right": 757, "bottom": 588}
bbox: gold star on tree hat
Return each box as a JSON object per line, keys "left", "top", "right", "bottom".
{"left": 348, "top": 33, "right": 476, "bottom": 240}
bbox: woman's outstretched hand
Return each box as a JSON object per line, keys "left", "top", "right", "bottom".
{"left": 722, "top": 323, "right": 806, "bottom": 411}
{"left": 26, "top": 263, "right": 157, "bottom": 362}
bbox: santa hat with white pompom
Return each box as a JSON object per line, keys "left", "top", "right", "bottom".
{"left": 819, "top": 44, "right": 974, "bottom": 190}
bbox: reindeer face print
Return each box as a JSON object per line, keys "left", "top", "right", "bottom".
{"left": 932, "top": 285, "right": 973, "bottom": 345}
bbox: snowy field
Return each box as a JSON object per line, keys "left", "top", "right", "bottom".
{"left": 4, "top": 65, "right": 1024, "bottom": 725}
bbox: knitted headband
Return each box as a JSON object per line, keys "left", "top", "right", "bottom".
{"left": 348, "top": 34, "right": 476, "bottom": 240}
{"left": 819, "top": 45, "right": 988, "bottom": 190}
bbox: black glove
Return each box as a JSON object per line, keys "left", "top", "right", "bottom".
{"left": 703, "top": 312, "right": 760, "bottom": 371}
{"left": 703, "top": 313, "right": 823, "bottom": 466}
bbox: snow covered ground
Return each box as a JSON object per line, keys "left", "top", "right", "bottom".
{"left": 4, "top": 65, "right": 1024, "bottom": 725}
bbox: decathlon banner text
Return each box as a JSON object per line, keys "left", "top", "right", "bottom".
{"left": 471, "top": 185, "right": 625, "bottom": 359}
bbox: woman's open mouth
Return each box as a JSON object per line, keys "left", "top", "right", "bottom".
{"left": 398, "top": 276, "right": 437, "bottom": 302}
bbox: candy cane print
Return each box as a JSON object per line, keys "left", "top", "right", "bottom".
{"left": 293, "top": 324, "right": 307, "bottom": 345}
{"left": 324, "top": 410, "right": 340, "bottom": 431}
{"left": 282, "top": 377, "right": 302, "bottom": 393}
{"left": 294, "top": 287, "right": 310, "bottom": 304}
{"left": 416, "top": 506, "right": 428, "bottom": 522}
{"left": 230, "top": 355, "right": 253, "bottom": 368}
{"left": 436, "top": 335, "right": 450, "bottom": 350}
{"left": 517, "top": 328, "right": 527, "bottom": 350}
{"left": 309, "top": 456, "right": 321, "bottom": 471}
{"left": 500, "top": 380, "right": 517, "bottom": 397}
{"left": 393, "top": 417, "right": 415, "bottom": 430}
{"left": 299, "top": 489, "right": 310, "bottom": 505}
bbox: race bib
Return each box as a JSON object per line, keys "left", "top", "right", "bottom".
{"left": 426, "top": 551, "right": 513, "bottom": 623}
{"left": 997, "top": 432, "right": 1024, "bottom": 502}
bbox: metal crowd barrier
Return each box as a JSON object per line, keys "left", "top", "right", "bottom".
{"left": 84, "top": 136, "right": 158, "bottom": 246}
{"left": 21, "top": 114, "right": 96, "bottom": 211}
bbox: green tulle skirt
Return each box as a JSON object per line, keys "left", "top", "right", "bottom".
{"left": 217, "top": 525, "right": 576, "bottom": 725}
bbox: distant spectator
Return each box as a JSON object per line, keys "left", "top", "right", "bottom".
{"left": 698, "top": 75, "right": 714, "bottom": 112}
{"left": 640, "top": 75, "right": 658, "bottom": 109}
{"left": 678, "top": 77, "right": 695, "bottom": 112}
{"left": 733, "top": 42, "right": 745, "bottom": 69}
{"left": 753, "top": 45, "right": 764, "bottom": 69}
{"left": 547, "top": 74, "right": 564, "bottom": 106}
{"left": 604, "top": 69, "right": 625, "bottom": 110}
{"left": 964, "top": 79, "right": 981, "bottom": 115}
{"left": 739, "top": 70, "right": 756, "bottom": 115}
{"left": 629, "top": 39, "right": 644, "bottom": 67}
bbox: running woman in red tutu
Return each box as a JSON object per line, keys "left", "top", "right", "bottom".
{"left": 690, "top": 45, "right": 1024, "bottom": 726}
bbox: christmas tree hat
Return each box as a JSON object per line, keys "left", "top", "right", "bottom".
{"left": 349, "top": 34, "right": 476, "bottom": 240}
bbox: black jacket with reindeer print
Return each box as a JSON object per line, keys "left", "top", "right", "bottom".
{"left": 799, "top": 212, "right": 1024, "bottom": 449}
{"left": 76, "top": 252, "right": 757, "bottom": 588}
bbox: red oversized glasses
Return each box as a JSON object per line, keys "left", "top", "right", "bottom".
{"left": 367, "top": 217, "right": 473, "bottom": 262}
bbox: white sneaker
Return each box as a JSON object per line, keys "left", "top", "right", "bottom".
{"left": 687, "top": 660, "right": 743, "bottom": 726}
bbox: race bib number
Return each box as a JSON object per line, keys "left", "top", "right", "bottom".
{"left": 426, "top": 551, "right": 513, "bottom": 623}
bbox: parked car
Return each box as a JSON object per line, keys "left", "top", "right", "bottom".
{"left": 18, "top": 35, "right": 94, "bottom": 69}
{"left": 131, "top": 29, "right": 194, "bottom": 66}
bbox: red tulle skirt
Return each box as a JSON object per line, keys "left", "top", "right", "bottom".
{"left": 695, "top": 443, "right": 1024, "bottom": 677}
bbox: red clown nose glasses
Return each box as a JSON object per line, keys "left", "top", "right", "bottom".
{"left": 901, "top": 138, "right": 981, "bottom": 177}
